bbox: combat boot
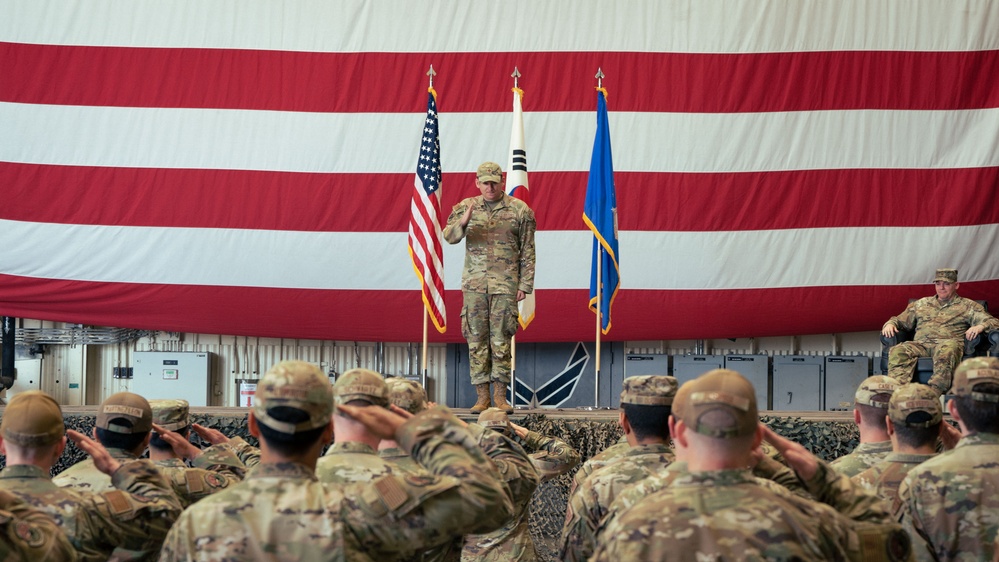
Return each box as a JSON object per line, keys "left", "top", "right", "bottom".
{"left": 492, "top": 381, "right": 513, "bottom": 414}
{"left": 470, "top": 383, "right": 491, "bottom": 413}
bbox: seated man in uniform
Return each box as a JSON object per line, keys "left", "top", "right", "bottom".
{"left": 882, "top": 268, "right": 999, "bottom": 394}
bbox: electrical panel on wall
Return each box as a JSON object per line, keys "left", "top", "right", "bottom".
{"left": 132, "top": 352, "right": 213, "bottom": 406}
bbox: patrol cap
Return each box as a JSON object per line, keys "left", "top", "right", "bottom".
{"left": 888, "top": 384, "right": 943, "bottom": 428}
{"left": 952, "top": 356, "right": 999, "bottom": 403}
{"left": 477, "top": 407, "right": 511, "bottom": 434}
{"left": 933, "top": 268, "right": 958, "bottom": 283}
{"left": 149, "top": 399, "right": 190, "bottom": 432}
{"left": 385, "top": 377, "right": 428, "bottom": 415}
{"left": 253, "top": 360, "right": 334, "bottom": 435}
{"left": 619, "top": 375, "right": 679, "bottom": 406}
{"left": 97, "top": 392, "right": 152, "bottom": 434}
{"left": 476, "top": 161, "right": 502, "bottom": 183}
{"left": 855, "top": 375, "right": 898, "bottom": 408}
{"left": 674, "top": 369, "right": 758, "bottom": 439}
{"left": 0, "top": 390, "right": 64, "bottom": 447}
{"left": 333, "top": 368, "right": 389, "bottom": 407}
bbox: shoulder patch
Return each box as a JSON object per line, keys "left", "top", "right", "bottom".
{"left": 184, "top": 471, "right": 206, "bottom": 494}
{"left": 104, "top": 490, "right": 134, "bottom": 515}
{"left": 373, "top": 476, "right": 410, "bottom": 511}
{"left": 15, "top": 521, "right": 45, "bottom": 548}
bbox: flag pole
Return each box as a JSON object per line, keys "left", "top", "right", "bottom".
{"left": 595, "top": 245, "right": 602, "bottom": 407}
{"left": 508, "top": 66, "right": 523, "bottom": 409}
{"left": 421, "top": 310, "right": 428, "bottom": 389}
{"left": 592, "top": 68, "right": 605, "bottom": 408}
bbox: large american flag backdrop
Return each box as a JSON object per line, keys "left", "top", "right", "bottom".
{"left": 2, "top": 1, "right": 998, "bottom": 343}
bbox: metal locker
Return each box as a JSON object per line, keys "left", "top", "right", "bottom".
{"left": 625, "top": 354, "right": 669, "bottom": 377}
{"left": 824, "top": 356, "right": 870, "bottom": 411}
{"left": 725, "top": 354, "right": 771, "bottom": 410}
{"left": 772, "top": 355, "right": 823, "bottom": 411}
{"left": 672, "top": 355, "right": 724, "bottom": 387}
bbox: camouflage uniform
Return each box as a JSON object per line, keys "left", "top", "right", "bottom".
{"left": 0, "top": 390, "right": 182, "bottom": 562}
{"left": 443, "top": 163, "right": 536, "bottom": 386}
{"left": 561, "top": 443, "right": 673, "bottom": 561}
{"left": 561, "top": 375, "right": 678, "bottom": 562}
{"left": 160, "top": 360, "right": 514, "bottom": 562}
{"left": 594, "top": 369, "right": 911, "bottom": 562}
{"left": 831, "top": 440, "right": 895, "bottom": 478}
{"left": 317, "top": 441, "right": 400, "bottom": 484}
{"left": 594, "top": 462, "right": 911, "bottom": 562}
{"left": 461, "top": 418, "right": 541, "bottom": 562}
{"left": 884, "top": 272, "right": 999, "bottom": 393}
{"left": 378, "top": 446, "right": 425, "bottom": 476}
{"left": 0, "top": 488, "right": 76, "bottom": 562}
{"left": 567, "top": 437, "right": 629, "bottom": 498}
{"left": 519, "top": 428, "right": 580, "bottom": 482}
{"left": 896, "top": 358, "right": 999, "bottom": 561}
{"left": 853, "top": 383, "right": 943, "bottom": 510}
{"left": 52, "top": 448, "right": 142, "bottom": 492}
{"left": 0, "top": 462, "right": 181, "bottom": 562}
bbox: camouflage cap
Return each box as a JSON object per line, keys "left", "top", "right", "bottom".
{"left": 0, "top": 391, "right": 64, "bottom": 447}
{"left": 477, "top": 407, "right": 511, "bottom": 434}
{"left": 952, "top": 356, "right": 999, "bottom": 403}
{"left": 149, "top": 399, "right": 190, "bottom": 432}
{"left": 888, "top": 384, "right": 943, "bottom": 428}
{"left": 933, "top": 268, "right": 958, "bottom": 283}
{"left": 253, "top": 360, "right": 333, "bottom": 435}
{"left": 674, "top": 369, "right": 758, "bottom": 439}
{"left": 619, "top": 375, "right": 679, "bottom": 406}
{"left": 385, "top": 377, "right": 428, "bottom": 415}
{"left": 97, "top": 392, "right": 153, "bottom": 434}
{"left": 476, "top": 161, "right": 502, "bottom": 183}
{"left": 855, "top": 375, "right": 898, "bottom": 408}
{"left": 333, "top": 368, "right": 389, "bottom": 407}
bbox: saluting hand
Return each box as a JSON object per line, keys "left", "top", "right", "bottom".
{"left": 67, "top": 429, "right": 122, "bottom": 476}
{"left": 460, "top": 204, "right": 474, "bottom": 228}
{"left": 152, "top": 423, "right": 203, "bottom": 460}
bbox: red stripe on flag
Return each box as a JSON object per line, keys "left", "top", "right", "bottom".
{"left": 5, "top": 163, "right": 999, "bottom": 232}
{"left": 4, "top": 274, "right": 997, "bottom": 342}
{"left": 4, "top": 42, "right": 999, "bottom": 112}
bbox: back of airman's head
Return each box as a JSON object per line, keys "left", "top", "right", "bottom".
{"left": 333, "top": 369, "right": 389, "bottom": 408}
{"left": 0, "top": 391, "right": 64, "bottom": 447}
{"left": 385, "top": 377, "right": 427, "bottom": 415}
{"left": 150, "top": 399, "right": 191, "bottom": 432}
{"left": 673, "top": 369, "right": 758, "bottom": 439}
{"left": 952, "top": 357, "right": 999, "bottom": 402}
{"left": 888, "top": 384, "right": 943, "bottom": 428}
{"left": 855, "top": 376, "right": 897, "bottom": 408}
{"left": 97, "top": 392, "right": 153, "bottom": 435}
{"left": 619, "top": 375, "right": 679, "bottom": 406}
{"left": 254, "top": 360, "right": 334, "bottom": 435}
{"left": 477, "top": 407, "right": 511, "bottom": 436}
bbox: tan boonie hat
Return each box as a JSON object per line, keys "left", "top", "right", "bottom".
{"left": 674, "top": 369, "right": 758, "bottom": 439}
{"left": 476, "top": 161, "right": 502, "bottom": 183}
{"left": 150, "top": 399, "right": 191, "bottom": 432}
{"left": 952, "top": 357, "right": 999, "bottom": 403}
{"left": 888, "top": 384, "right": 943, "bottom": 428}
{"left": 385, "top": 377, "right": 428, "bottom": 415}
{"left": 333, "top": 369, "right": 389, "bottom": 407}
{"left": 254, "top": 360, "right": 333, "bottom": 435}
{"left": 97, "top": 392, "right": 153, "bottom": 434}
{"left": 933, "top": 268, "right": 958, "bottom": 283}
{"left": 855, "top": 375, "right": 898, "bottom": 408}
{"left": 620, "top": 375, "right": 679, "bottom": 406}
{"left": 0, "top": 390, "right": 64, "bottom": 446}
{"left": 477, "top": 407, "right": 511, "bottom": 434}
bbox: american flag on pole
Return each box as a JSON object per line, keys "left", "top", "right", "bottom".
{"left": 408, "top": 89, "right": 447, "bottom": 333}
{"left": 506, "top": 86, "right": 536, "bottom": 329}
{"left": 1, "top": 2, "right": 998, "bottom": 342}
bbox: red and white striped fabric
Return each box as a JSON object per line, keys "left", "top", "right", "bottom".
{"left": 2, "top": 1, "right": 998, "bottom": 342}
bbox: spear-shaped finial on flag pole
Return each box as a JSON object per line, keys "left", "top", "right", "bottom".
{"left": 427, "top": 65, "right": 437, "bottom": 90}
{"left": 595, "top": 67, "right": 604, "bottom": 89}
{"left": 512, "top": 66, "right": 521, "bottom": 89}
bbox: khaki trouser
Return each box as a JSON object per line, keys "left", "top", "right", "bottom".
{"left": 461, "top": 292, "right": 518, "bottom": 385}
{"left": 887, "top": 339, "right": 963, "bottom": 394}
